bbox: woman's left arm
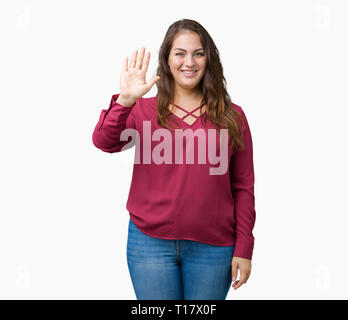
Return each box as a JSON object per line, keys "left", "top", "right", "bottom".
{"left": 229, "top": 107, "right": 256, "bottom": 289}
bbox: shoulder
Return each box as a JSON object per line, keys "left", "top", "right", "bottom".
{"left": 228, "top": 100, "right": 249, "bottom": 131}
{"left": 140, "top": 95, "right": 158, "bottom": 112}
{"left": 124, "top": 95, "right": 157, "bottom": 112}
{"left": 228, "top": 100, "right": 244, "bottom": 115}
{"left": 142, "top": 95, "right": 157, "bottom": 105}
{"left": 131, "top": 95, "right": 157, "bottom": 119}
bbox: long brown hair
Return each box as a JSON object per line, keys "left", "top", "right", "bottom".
{"left": 155, "top": 18, "right": 245, "bottom": 152}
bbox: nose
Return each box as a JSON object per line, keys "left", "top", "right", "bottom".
{"left": 184, "top": 54, "right": 196, "bottom": 67}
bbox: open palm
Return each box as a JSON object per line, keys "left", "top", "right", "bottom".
{"left": 120, "top": 47, "right": 160, "bottom": 101}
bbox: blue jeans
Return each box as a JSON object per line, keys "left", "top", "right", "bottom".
{"left": 126, "top": 217, "right": 235, "bottom": 300}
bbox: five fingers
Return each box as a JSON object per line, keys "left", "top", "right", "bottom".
{"left": 123, "top": 47, "right": 159, "bottom": 90}
{"left": 125, "top": 47, "right": 150, "bottom": 72}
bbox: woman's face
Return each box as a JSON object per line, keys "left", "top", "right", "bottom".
{"left": 168, "top": 32, "right": 207, "bottom": 91}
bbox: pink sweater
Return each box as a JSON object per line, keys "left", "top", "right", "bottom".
{"left": 92, "top": 93, "right": 256, "bottom": 260}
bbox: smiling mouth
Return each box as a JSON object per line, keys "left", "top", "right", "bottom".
{"left": 181, "top": 70, "right": 198, "bottom": 76}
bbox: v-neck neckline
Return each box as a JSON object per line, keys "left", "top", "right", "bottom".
{"left": 169, "top": 102, "right": 207, "bottom": 128}
{"left": 169, "top": 110, "right": 207, "bottom": 127}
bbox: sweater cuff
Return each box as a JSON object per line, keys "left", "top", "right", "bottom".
{"left": 233, "top": 240, "right": 254, "bottom": 260}
{"left": 111, "top": 93, "right": 136, "bottom": 108}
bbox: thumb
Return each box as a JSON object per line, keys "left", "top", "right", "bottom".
{"left": 231, "top": 260, "right": 238, "bottom": 282}
{"left": 146, "top": 76, "right": 160, "bottom": 90}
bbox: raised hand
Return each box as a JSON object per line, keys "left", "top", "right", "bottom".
{"left": 118, "top": 47, "right": 160, "bottom": 105}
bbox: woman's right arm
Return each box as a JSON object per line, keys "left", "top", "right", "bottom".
{"left": 91, "top": 93, "right": 138, "bottom": 153}
{"left": 91, "top": 47, "right": 160, "bottom": 153}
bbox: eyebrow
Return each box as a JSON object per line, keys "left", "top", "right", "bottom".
{"left": 173, "top": 48, "right": 204, "bottom": 52}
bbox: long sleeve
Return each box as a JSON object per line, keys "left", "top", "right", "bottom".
{"left": 92, "top": 93, "right": 138, "bottom": 153}
{"left": 229, "top": 107, "right": 256, "bottom": 260}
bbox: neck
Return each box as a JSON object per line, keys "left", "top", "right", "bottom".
{"left": 173, "top": 88, "right": 203, "bottom": 106}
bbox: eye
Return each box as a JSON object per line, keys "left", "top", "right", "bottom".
{"left": 175, "top": 52, "right": 205, "bottom": 56}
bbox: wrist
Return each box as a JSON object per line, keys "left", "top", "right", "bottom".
{"left": 116, "top": 95, "right": 136, "bottom": 107}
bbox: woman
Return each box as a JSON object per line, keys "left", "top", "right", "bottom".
{"left": 92, "top": 19, "right": 256, "bottom": 300}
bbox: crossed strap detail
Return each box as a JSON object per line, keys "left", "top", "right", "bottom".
{"left": 172, "top": 103, "right": 206, "bottom": 120}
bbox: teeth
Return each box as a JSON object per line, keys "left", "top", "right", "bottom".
{"left": 182, "top": 70, "right": 196, "bottom": 74}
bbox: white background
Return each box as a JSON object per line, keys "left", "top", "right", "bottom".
{"left": 0, "top": 0, "right": 347, "bottom": 299}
